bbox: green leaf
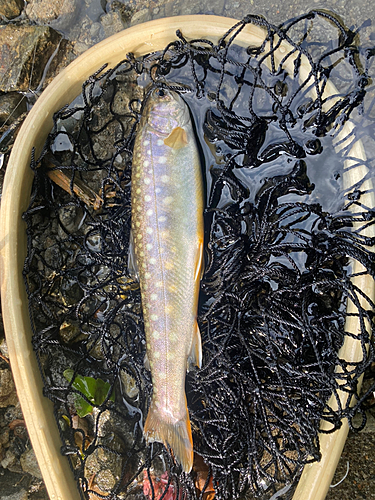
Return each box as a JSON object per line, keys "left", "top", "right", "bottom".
{"left": 63, "top": 369, "right": 115, "bottom": 417}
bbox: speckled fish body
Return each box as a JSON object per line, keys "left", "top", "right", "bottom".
{"left": 131, "top": 88, "right": 204, "bottom": 473}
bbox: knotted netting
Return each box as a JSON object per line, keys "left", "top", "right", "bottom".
{"left": 23, "top": 10, "right": 375, "bottom": 500}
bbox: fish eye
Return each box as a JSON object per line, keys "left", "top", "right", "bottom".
{"left": 157, "top": 89, "right": 165, "bottom": 97}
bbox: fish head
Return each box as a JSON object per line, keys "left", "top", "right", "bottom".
{"left": 145, "top": 88, "right": 190, "bottom": 136}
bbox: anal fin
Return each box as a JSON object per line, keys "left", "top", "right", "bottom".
{"left": 127, "top": 229, "right": 139, "bottom": 280}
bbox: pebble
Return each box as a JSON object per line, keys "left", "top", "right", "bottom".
{"left": 130, "top": 8, "right": 151, "bottom": 25}
{"left": 25, "top": 0, "right": 78, "bottom": 28}
{"left": 0, "top": 369, "right": 18, "bottom": 407}
{"left": 90, "top": 22, "right": 101, "bottom": 38}
{"left": 2, "top": 489, "right": 28, "bottom": 500}
{"left": 0, "top": 0, "right": 23, "bottom": 19}
{"left": 44, "top": 245, "right": 63, "bottom": 269}
{"left": 100, "top": 11, "right": 126, "bottom": 38}
{"left": 20, "top": 447, "right": 43, "bottom": 479}
{"left": 73, "top": 41, "right": 91, "bottom": 55}
{"left": 0, "top": 337, "right": 9, "bottom": 358}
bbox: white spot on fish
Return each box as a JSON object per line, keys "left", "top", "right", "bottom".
{"left": 158, "top": 216, "right": 167, "bottom": 223}
{"left": 158, "top": 156, "right": 167, "bottom": 164}
{"left": 163, "top": 196, "right": 173, "bottom": 205}
{"left": 146, "top": 243, "right": 153, "bottom": 250}
{"left": 156, "top": 281, "right": 163, "bottom": 288}
{"left": 143, "top": 140, "right": 150, "bottom": 146}
{"left": 144, "top": 178, "right": 151, "bottom": 185}
{"left": 137, "top": 234, "right": 142, "bottom": 240}
{"left": 146, "top": 209, "right": 153, "bottom": 216}
{"left": 161, "top": 175, "right": 169, "bottom": 183}
{"left": 152, "top": 330, "right": 160, "bottom": 339}
{"left": 136, "top": 188, "right": 141, "bottom": 194}
{"left": 143, "top": 160, "right": 150, "bottom": 167}
{"left": 145, "top": 195, "right": 151, "bottom": 202}
{"left": 146, "top": 227, "right": 153, "bottom": 234}
{"left": 151, "top": 293, "right": 158, "bottom": 301}
{"left": 157, "top": 139, "right": 164, "bottom": 146}
{"left": 142, "top": 263, "right": 147, "bottom": 269}
{"left": 155, "top": 188, "right": 161, "bottom": 194}
{"left": 150, "top": 314, "right": 158, "bottom": 321}
{"left": 150, "top": 257, "right": 157, "bottom": 264}
{"left": 135, "top": 221, "right": 141, "bottom": 227}
{"left": 145, "top": 272, "right": 151, "bottom": 278}
{"left": 154, "top": 351, "right": 161, "bottom": 359}
{"left": 137, "top": 152, "right": 142, "bottom": 158}
{"left": 147, "top": 149, "right": 151, "bottom": 155}
{"left": 137, "top": 206, "right": 141, "bottom": 211}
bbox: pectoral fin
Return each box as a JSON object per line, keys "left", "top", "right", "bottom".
{"left": 188, "top": 321, "right": 202, "bottom": 371}
{"left": 127, "top": 229, "right": 139, "bottom": 280}
{"left": 164, "top": 127, "right": 188, "bottom": 149}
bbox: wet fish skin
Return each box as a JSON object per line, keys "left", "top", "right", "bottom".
{"left": 131, "top": 88, "right": 204, "bottom": 472}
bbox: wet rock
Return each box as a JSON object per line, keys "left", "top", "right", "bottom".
{"left": 59, "top": 320, "right": 82, "bottom": 344}
{"left": 43, "top": 245, "right": 63, "bottom": 269}
{"left": 130, "top": 8, "right": 151, "bottom": 26}
{"left": 0, "top": 369, "right": 18, "bottom": 407}
{"left": 84, "top": 444, "right": 124, "bottom": 493}
{"left": 101, "top": 11, "right": 126, "bottom": 38}
{"left": 25, "top": 0, "right": 79, "bottom": 29}
{"left": 3, "top": 403, "right": 23, "bottom": 423}
{"left": 1, "top": 447, "right": 20, "bottom": 472}
{"left": 96, "top": 469, "right": 117, "bottom": 491}
{"left": 58, "top": 205, "right": 82, "bottom": 233}
{"left": 0, "top": 0, "right": 23, "bottom": 20}
{"left": 0, "top": 426, "right": 10, "bottom": 446}
{"left": 0, "top": 93, "right": 27, "bottom": 125}
{"left": 120, "top": 370, "right": 139, "bottom": 399}
{"left": 2, "top": 489, "right": 28, "bottom": 500}
{"left": 0, "top": 337, "right": 9, "bottom": 358}
{"left": 109, "top": 1, "right": 133, "bottom": 25}
{"left": 20, "top": 447, "right": 43, "bottom": 479}
{"left": 0, "top": 25, "right": 61, "bottom": 93}
{"left": 43, "top": 39, "right": 77, "bottom": 88}
{"left": 210, "top": 0, "right": 225, "bottom": 15}
{"left": 73, "top": 41, "right": 91, "bottom": 56}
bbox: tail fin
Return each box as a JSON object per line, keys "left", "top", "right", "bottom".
{"left": 144, "top": 399, "right": 193, "bottom": 473}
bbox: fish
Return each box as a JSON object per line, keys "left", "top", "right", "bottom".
{"left": 130, "top": 87, "right": 204, "bottom": 473}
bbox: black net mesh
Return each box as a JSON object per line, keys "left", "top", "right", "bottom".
{"left": 23, "top": 10, "right": 375, "bottom": 500}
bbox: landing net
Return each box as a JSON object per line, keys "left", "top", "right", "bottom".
{"left": 23, "top": 10, "right": 375, "bottom": 500}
